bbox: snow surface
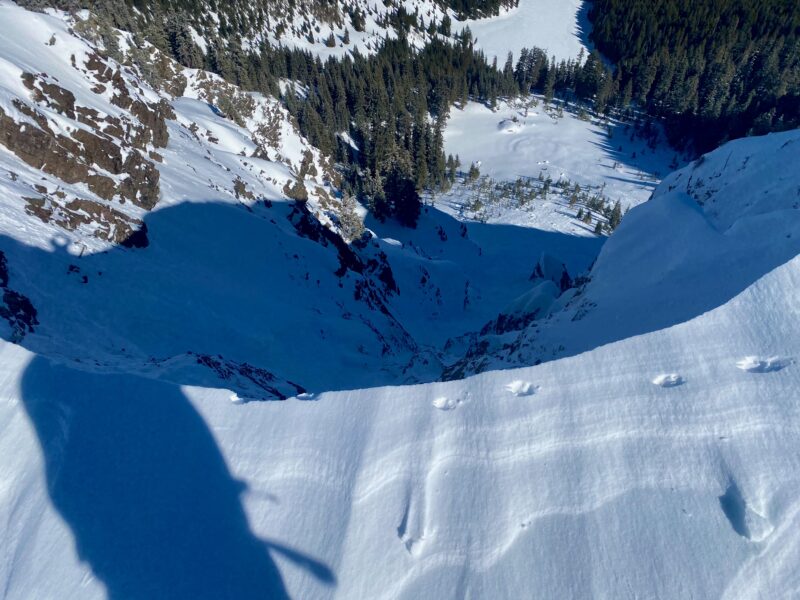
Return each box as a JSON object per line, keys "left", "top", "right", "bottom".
{"left": 445, "top": 99, "right": 675, "bottom": 212}
{"left": 448, "top": 128, "right": 800, "bottom": 375}
{"left": 251, "top": 0, "right": 450, "bottom": 59}
{"left": 3, "top": 126, "right": 799, "bottom": 598}
{"left": 1, "top": 244, "right": 798, "bottom": 598}
{"left": 455, "top": 0, "right": 591, "bottom": 63}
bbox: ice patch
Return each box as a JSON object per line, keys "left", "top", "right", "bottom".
{"left": 505, "top": 380, "right": 537, "bottom": 396}
{"left": 736, "top": 356, "right": 793, "bottom": 373}
{"left": 652, "top": 374, "right": 685, "bottom": 388}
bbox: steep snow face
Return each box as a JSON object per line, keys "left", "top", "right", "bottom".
{"left": 0, "top": 2, "right": 605, "bottom": 396}
{"left": 450, "top": 128, "right": 800, "bottom": 375}
{"left": 1, "top": 241, "right": 798, "bottom": 599}
{"left": 1, "top": 2, "right": 799, "bottom": 598}
{"left": 0, "top": 3, "right": 411, "bottom": 396}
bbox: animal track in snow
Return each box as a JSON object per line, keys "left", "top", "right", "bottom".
{"left": 736, "top": 356, "right": 794, "bottom": 373}
{"left": 505, "top": 380, "right": 538, "bottom": 396}
{"left": 652, "top": 373, "right": 685, "bottom": 388}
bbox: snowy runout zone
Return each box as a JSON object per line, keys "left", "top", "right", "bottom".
{"left": 455, "top": 0, "right": 591, "bottom": 63}
{"left": 0, "top": 1, "right": 799, "bottom": 599}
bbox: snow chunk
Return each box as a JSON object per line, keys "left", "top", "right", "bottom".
{"left": 652, "top": 374, "right": 685, "bottom": 388}
{"left": 505, "top": 380, "right": 537, "bottom": 396}
{"left": 432, "top": 396, "right": 460, "bottom": 411}
{"left": 736, "top": 356, "right": 793, "bottom": 374}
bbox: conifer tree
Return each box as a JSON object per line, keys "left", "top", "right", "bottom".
{"left": 386, "top": 167, "right": 421, "bottom": 227}
{"left": 608, "top": 200, "right": 623, "bottom": 230}
{"left": 543, "top": 57, "right": 556, "bottom": 104}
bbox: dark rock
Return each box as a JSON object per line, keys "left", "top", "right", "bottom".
{"left": 0, "top": 251, "right": 39, "bottom": 340}
{"left": 24, "top": 195, "right": 148, "bottom": 247}
{"left": 194, "top": 353, "right": 305, "bottom": 400}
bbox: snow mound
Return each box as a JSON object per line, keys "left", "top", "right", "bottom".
{"left": 652, "top": 373, "right": 685, "bottom": 388}
{"left": 505, "top": 380, "right": 537, "bottom": 396}
{"left": 432, "top": 395, "right": 461, "bottom": 410}
{"left": 497, "top": 118, "right": 523, "bottom": 133}
{"left": 736, "top": 356, "right": 794, "bottom": 374}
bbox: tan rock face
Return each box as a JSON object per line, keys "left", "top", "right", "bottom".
{"left": 130, "top": 99, "right": 173, "bottom": 149}
{"left": 0, "top": 104, "right": 91, "bottom": 183}
{"left": 0, "top": 105, "right": 161, "bottom": 210}
{"left": 21, "top": 71, "right": 76, "bottom": 119}
{"left": 0, "top": 63, "right": 168, "bottom": 215}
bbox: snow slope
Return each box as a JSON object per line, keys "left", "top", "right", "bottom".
{"left": 455, "top": 0, "right": 591, "bottom": 63}
{"left": 445, "top": 98, "right": 674, "bottom": 210}
{"left": 449, "top": 128, "right": 800, "bottom": 376}
{"left": 2, "top": 112, "right": 799, "bottom": 597}
{"left": 0, "top": 2, "right": 603, "bottom": 396}
{"left": 1, "top": 232, "right": 798, "bottom": 598}
{"left": 252, "top": 0, "right": 449, "bottom": 59}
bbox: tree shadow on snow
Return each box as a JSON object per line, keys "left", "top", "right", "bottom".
{"left": 575, "top": 1, "right": 594, "bottom": 53}
{"left": 20, "top": 356, "right": 334, "bottom": 599}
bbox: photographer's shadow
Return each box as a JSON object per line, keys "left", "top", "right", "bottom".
{"left": 21, "top": 356, "right": 333, "bottom": 599}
